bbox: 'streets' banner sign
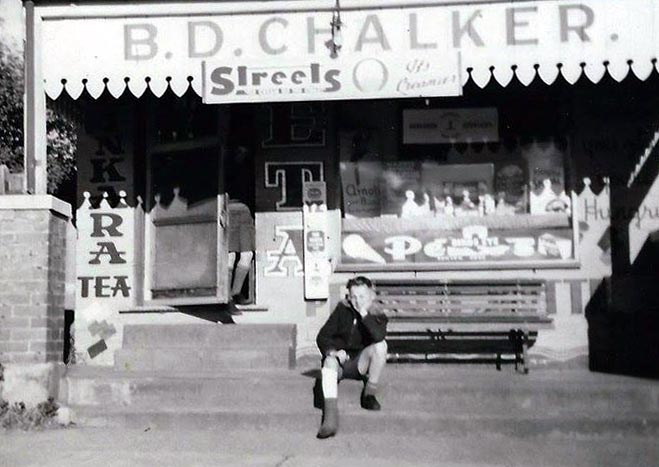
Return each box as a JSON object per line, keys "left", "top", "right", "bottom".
{"left": 202, "top": 53, "right": 460, "bottom": 103}
{"left": 39, "top": 0, "right": 659, "bottom": 99}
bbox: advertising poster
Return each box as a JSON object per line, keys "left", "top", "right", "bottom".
{"left": 523, "top": 141, "right": 566, "bottom": 194}
{"left": 75, "top": 193, "right": 136, "bottom": 365}
{"left": 303, "top": 204, "right": 331, "bottom": 300}
{"left": 494, "top": 159, "right": 528, "bottom": 213}
{"left": 341, "top": 225, "right": 573, "bottom": 266}
{"left": 340, "top": 162, "right": 382, "bottom": 218}
{"left": 339, "top": 130, "right": 383, "bottom": 218}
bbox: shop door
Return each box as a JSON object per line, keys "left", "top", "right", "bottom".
{"left": 147, "top": 142, "right": 229, "bottom": 304}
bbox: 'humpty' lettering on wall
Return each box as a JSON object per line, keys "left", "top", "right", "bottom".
{"left": 584, "top": 193, "right": 659, "bottom": 229}
{"left": 576, "top": 178, "right": 611, "bottom": 277}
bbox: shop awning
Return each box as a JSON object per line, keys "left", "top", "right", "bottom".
{"left": 35, "top": 0, "right": 659, "bottom": 101}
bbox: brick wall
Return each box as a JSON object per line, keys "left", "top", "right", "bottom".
{"left": 0, "top": 197, "right": 70, "bottom": 364}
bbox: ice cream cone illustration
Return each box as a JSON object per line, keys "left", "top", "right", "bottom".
{"left": 342, "top": 234, "right": 386, "bottom": 264}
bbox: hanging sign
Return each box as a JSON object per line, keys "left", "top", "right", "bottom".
{"left": 403, "top": 108, "right": 499, "bottom": 144}
{"left": 201, "top": 51, "right": 461, "bottom": 103}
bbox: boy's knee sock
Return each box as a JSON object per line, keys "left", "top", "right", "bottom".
{"left": 321, "top": 367, "right": 338, "bottom": 399}
{"left": 317, "top": 367, "right": 339, "bottom": 439}
{"left": 363, "top": 381, "right": 378, "bottom": 397}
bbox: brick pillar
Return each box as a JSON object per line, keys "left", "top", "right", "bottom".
{"left": 0, "top": 195, "right": 71, "bottom": 404}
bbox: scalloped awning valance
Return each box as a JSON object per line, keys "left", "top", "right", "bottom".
{"left": 39, "top": 0, "right": 659, "bottom": 101}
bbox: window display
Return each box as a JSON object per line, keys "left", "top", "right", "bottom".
{"left": 340, "top": 137, "right": 571, "bottom": 219}
{"left": 338, "top": 120, "right": 576, "bottom": 269}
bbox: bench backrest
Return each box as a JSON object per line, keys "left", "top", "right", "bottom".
{"left": 373, "top": 279, "right": 547, "bottom": 319}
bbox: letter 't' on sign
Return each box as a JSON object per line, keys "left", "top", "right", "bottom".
{"left": 265, "top": 162, "right": 324, "bottom": 211}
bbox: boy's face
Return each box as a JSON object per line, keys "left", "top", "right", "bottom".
{"left": 348, "top": 284, "right": 375, "bottom": 313}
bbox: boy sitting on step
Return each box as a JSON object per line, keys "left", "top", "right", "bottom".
{"left": 315, "top": 276, "right": 388, "bottom": 439}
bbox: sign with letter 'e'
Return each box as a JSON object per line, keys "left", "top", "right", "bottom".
{"left": 303, "top": 203, "right": 331, "bottom": 300}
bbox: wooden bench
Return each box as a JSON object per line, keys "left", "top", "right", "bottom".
{"left": 373, "top": 279, "right": 553, "bottom": 373}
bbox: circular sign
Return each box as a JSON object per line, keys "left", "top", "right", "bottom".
{"left": 352, "top": 58, "right": 388, "bottom": 93}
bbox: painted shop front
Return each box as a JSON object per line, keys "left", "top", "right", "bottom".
{"left": 26, "top": 0, "right": 659, "bottom": 366}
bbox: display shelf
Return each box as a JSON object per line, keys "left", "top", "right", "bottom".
{"left": 335, "top": 259, "right": 581, "bottom": 272}
{"left": 342, "top": 213, "right": 571, "bottom": 233}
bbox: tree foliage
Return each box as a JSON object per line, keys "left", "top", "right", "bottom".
{"left": 0, "top": 42, "right": 23, "bottom": 172}
{"left": 0, "top": 41, "right": 77, "bottom": 193}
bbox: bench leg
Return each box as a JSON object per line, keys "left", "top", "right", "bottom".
{"left": 510, "top": 330, "right": 527, "bottom": 375}
{"left": 496, "top": 353, "right": 502, "bottom": 371}
{"left": 509, "top": 330, "right": 521, "bottom": 373}
{"left": 521, "top": 331, "right": 529, "bottom": 374}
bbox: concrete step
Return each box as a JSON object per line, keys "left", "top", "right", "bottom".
{"left": 63, "top": 365, "right": 659, "bottom": 439}
{"left": 122, "top": 323, "right": 295, "bottom": 350}
{"left": 63, "top": 367, "right": 659, "bottom": 415}
{"left": 113, "top": 347, "right": 293, "bottom": 372}
{"left": 6, "top": 427, "right": 659, "bottom": 467}
{"left": 68, "top": 405, "right": 659, "bottom": 439}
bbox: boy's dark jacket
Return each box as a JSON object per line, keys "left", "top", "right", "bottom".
{"left": 316, "top": 300, "right": 388, "bottom": 357}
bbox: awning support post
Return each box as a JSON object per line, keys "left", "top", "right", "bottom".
{"left": 24, "top": 1, "right": 47, "bottom": 194}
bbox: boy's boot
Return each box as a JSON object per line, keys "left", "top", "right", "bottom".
{"left": 312, "top": 378, "right": 324, "bottom": 410}
{"left": 316, "top": 398, "right": 339, "bottom": 439}
{"left": 360, "top": 380, "right": 381, "bottom": 411}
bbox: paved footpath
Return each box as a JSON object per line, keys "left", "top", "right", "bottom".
{"left": 1, "top": 426, "right": 658, "bottom": 467}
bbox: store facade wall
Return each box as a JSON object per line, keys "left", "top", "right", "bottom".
{"left": 62, "top": 92, "right": 658, "bottom": 368}
{"left": 63, "top": 86, "right": 621, "bottom": 365}
{"left": 25, "top": 0, "right": 659, "bottom": 370}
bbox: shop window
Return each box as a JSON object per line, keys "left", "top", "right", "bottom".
{"left": 337, "top": 106, "right": 576, "bottom": 269}
{"left": 340, "top": 134, "right": 571, "bottom": 219}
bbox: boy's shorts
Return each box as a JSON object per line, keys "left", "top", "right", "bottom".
{"left": 337, "top": 351, "right": 364, "bottom": 381}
